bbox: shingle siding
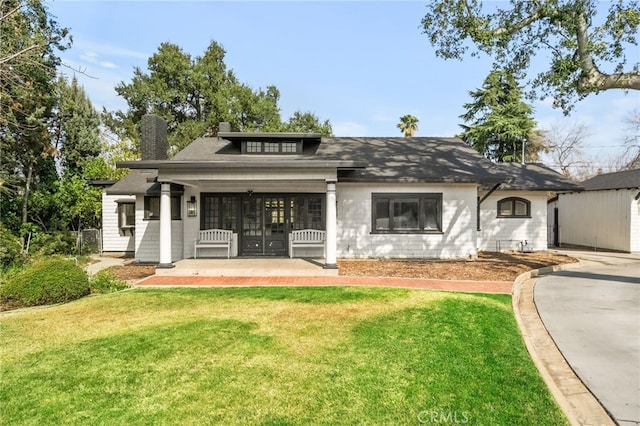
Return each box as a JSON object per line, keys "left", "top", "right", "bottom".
{"left": 478, "top": 191, "right": 548, "bottom": 252}
{"left": 134, "top": 197, "right": 184, "bottom": 262}
{"left": 336, "top": 183, "right": 478, "bottom": 259}
{"left": 101, "top": 193, "right": 134, "bottom": 253}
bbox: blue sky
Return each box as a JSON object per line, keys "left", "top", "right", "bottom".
{"left": 48, "top": 1, "right": 638, "bottom": 172}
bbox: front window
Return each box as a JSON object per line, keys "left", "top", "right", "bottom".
{"left": 497, "top": 197, "right": 531, "bottom": 218}
{"left": 372, "top": 193, "right": 442, "bottom": 233}
{"left": 290, "top": 196, "right": 324, "bottom": 230}
{"left": 144, "top": 196, "right": 181, "bottom": 220}
{"left": 201, "top": 195, "right": 239, "bottom": 231}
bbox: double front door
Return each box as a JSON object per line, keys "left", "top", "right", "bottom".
{"left": 242, "top": 196, "right": 287, "bottom": 256}
{"left": 201, "top": 193, "right": 324, "bottom": 256}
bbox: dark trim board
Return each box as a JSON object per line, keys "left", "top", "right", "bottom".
{"left": 200, "top": 192, "right": 325, "bottom": 257}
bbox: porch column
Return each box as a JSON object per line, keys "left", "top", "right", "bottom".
{"left": 158, "top": 182, "right": 174, "bottom": 268}
{"left": 324, "top": 180, "right": 338, "bottom": 269}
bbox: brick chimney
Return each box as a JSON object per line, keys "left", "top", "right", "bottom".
{"left": 141, "top": 114, "right": 168, "bottom": 160}
{"left": 218, "top": 122, "right": 231, "bottom": 133}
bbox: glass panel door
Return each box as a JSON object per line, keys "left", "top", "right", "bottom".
{"left": 241, "top": 197, "right": 263, "bottom": 255}
{"left": 264, "top": 197, "right": 286, "bottom": 255}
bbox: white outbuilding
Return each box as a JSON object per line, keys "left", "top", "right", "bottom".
{"left": 550, "top": 169, "right": 640, "bottom": 253}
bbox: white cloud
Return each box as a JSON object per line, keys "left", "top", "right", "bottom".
{"left": 73, "top": 40, "right": 149, "bottom": 61}
{"left": 80, "top": 52, "right": 118, "bottom": 70}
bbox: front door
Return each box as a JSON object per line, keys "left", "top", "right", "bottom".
{"left": 240, "top": 196, "right": 287, "bottom": 256}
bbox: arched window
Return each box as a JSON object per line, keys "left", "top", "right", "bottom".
{"left": 497, "top": 197, "right": 530, "bottom": 218}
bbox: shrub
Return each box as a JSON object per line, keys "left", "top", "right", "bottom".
{"left": 28, "top": 232, "right": 77, "bottom": 256}
{"left": 0, "top": 223, "right": 25, "bottom": 268}
{"left": 0, "top": 258, "right": 90, "bottom": 309}
{"left": 90, "top": 270, "right": 129, "bottom": 294}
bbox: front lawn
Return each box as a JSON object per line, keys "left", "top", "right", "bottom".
{"left": 0, "top": 287, "right": 567, "bottom": 425}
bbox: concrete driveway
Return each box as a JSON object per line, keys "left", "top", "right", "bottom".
{"left": 535, "top": 251, "right": 640, "bottom": 426}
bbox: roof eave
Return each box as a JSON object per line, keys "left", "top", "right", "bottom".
{"left": 116, "top": 160, "right": 367, "bottom": 169}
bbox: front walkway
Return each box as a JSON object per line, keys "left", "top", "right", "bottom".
{"left": 138, "top": 274, "right": 513, "bottom": 293}
{"left": 138, "top": 257, "right": 512, "bottom": 293}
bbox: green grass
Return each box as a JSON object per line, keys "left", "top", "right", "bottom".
{"left": 0, "top": 287, "right": 567, "bottom": 425}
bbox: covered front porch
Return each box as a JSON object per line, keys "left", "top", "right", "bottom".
{"left": 155, "top": 180, "right": 339, "bottom": 268}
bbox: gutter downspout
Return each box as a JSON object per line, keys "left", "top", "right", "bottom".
{"left": 477, "top": 183, "right": 501, "bottom": 231}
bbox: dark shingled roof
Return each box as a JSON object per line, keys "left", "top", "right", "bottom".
{"left": 318, "top": 137, "right": 502, "bottom": 183}
{"left": 581, "top": 169, "right": 640, "bottom": 191}
{"left": 105, "top": 170, "right": 184, "bottom": 195}
{"left": 483, "top": 162, "right": 583, "bottom": 192}
{"left": 110, "top": 135, "right": 582, "bottom": 192}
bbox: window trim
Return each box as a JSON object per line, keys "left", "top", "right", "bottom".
{"left": 371, "top": 193, "right": 443, "bottom": 234}
{"left": 200, "top": 194, "right": 240, "bottom": 232}
{"left": 496, "top": 197, "right": 531, "bottom": 218}
{"left": 241, "top": 140, "right": 303, "bottom": 155}
{"left": 116, "top": 201, "right": 135, "bottom": 234}
{"left": 143, "top": 196, "right": 182, "bottom": 220}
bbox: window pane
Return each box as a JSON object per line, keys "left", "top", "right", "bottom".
{"left": 145, "top": 197, "right": 160, "bottom": 220}
{"left": 375, "top": 199, "right": 390, "bottom": 230}
{"left": 203, "top": 197, "right": 219, "bottom": 229}
{"left": 171, "top": 196, "right": 181, "bottom": 220}
{"left": 308, "top": 197, "right": 323, "bottom": 229}
{"left": 290, "top": 197, "right": 304, "bottom": 230}
{"left": 118, "top": 203, "right": 135, "bottom": 228}
{"left": 222, "top": 197, "right": 237, "bottom": 231}
{"left": 393, "top": 199, "right": 419, "bottom": 230}
{"left": 498, "top": 200, "right": 512, "bottom": 216}
{"left": 246, "top": 141, "right": 261, "bottom": 152}
{"left": 514, "top": 200, "right": 528, "bottom": 216}
{"left": 264, "top": 142, "right": 279, "bottom": 153}
{"left": 422, "top": 199, "right": 439, "bottom": 230}
{"left": 281, "top": 142, "right": 297, "bottom": 153}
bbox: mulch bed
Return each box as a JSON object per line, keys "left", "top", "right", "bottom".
{"left": 104, "top": 251, "right": 577, "bottom": 283}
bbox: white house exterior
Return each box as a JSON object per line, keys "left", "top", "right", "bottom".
{"left": 552, "top": 169, "right": 640, "bottom": 252}
{"left": 104, "top": 115, "right": 581, "bottom": 266}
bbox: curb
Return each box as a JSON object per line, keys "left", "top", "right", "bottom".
{"left": 512, "top": 262, "right": 615, "bottom": 426}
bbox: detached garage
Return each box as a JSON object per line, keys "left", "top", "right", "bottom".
{"left": 552, "top": 169, "right": 640, "bottom": 253}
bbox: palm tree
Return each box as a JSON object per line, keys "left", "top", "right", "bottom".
{"left": 397, "top": 115, "right": 419, "bottom": 137}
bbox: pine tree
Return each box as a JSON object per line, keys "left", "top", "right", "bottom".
{"left": 459, "top": 70, "right": 544, "bottom": 162}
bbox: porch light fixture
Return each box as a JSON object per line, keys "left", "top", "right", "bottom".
{"left": 187, "top": 196, "right": 197, "bottom": 217}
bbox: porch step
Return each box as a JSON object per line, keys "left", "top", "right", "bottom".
{"left": 155, "top": 258, "right": 338, "bottom": 277}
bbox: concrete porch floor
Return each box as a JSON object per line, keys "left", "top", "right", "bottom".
{"left": 155, "top": 258, "right": 338, "bottom": 277}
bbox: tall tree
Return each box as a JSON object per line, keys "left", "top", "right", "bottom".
{"left": 281, "top": 111, "right": 333, "bottom": 136}
{"left": 51, "top": 76, "right": 101, "bottom": 175}
{"left": 0, "top": 0, "right": 70, "bottom": 228}
{"left": 397, "top": 114, "right": 419, "bottom": 137}
{"left": 111, "top": 41, "right": 333, "bottom": 155}
{"left": 459, "top": 70, "right": 544, "bottom": 162}
{"left": 621, "top": 111, "right": 640, "bottom": 170}
{"left": 421, "top": 0, "right": 640, "bottom": 113}
{"left": 543, "top": 121, "right": 591, "bottom": 179}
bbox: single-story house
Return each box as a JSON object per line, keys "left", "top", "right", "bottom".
{"left": 548, "top": 169, "right": 640, "bottom": 252}
{"left": 103, "top": 115, "right": 581, "bottom": 267}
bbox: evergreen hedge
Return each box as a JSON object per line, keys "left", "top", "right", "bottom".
{"left": 0, "top": 258, "right": 90, "bottom": 309}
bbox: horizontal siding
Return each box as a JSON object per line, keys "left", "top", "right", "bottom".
{"left": 101, "top": 194, "right": 134, "bottom": 252}
{"left": 134, "top": 197, "right": 184, "bottom": 263}
{"left": 336, "top": 183, "right": 477, "bottom": 259}
{"left": 478, "top": 191, "right": 548, "bottom": 252}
